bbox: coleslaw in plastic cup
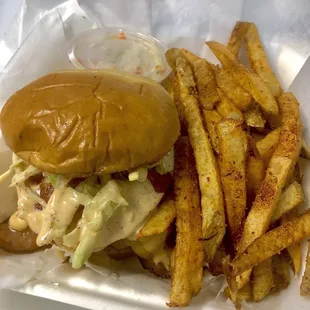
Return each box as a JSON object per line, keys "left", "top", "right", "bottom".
{"left": 68, "top": 28, "right": 171, "bottom": 83}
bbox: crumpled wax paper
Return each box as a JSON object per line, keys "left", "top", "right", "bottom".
{"left": 1, "top": 0, "right": 310, "bottom": 309}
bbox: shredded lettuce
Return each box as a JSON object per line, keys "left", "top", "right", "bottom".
{"left": 44, "top": 173, "right": 71, "bottom": 188}
{"left": 154, "top": 148, "right": 174, "bottom": 175}
{"left": 10, "top": 165, "right": 40, "bottom": 187}
{"left": 64, "top": 180, "right": 128, "bottom": 269}
{"left": 75, "top": 175, "right": 101, "bottom": 197}
{"left": 36, "top": 187, "right": 91, "bottom": 246}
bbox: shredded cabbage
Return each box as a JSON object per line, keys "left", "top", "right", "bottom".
{"left": 64, "top": 180, "right": 128, "bottom": 269}
{"left": 75, "top": 175, "right": 101, "bottom": 197}
{"left": 44, "top": 173, "right": 71, "bottom": 188}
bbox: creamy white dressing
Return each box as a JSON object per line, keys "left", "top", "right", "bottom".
{"left": 37, "top": 187, "right": 90, "bottom": 246}
{"left": 5, "top": 151, "right": 173, "bottom": 269}
{"left": 10, "top": 185, "right": 45, "bottom": 233}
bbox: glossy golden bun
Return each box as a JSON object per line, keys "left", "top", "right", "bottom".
{"left": 0, "top": 70, "right": 180, "bottom": 174}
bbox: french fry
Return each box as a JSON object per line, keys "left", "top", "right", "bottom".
{"left": 175, "top": 56, "right": 225, "bottom": 262}
{"left": 252, "top": 258, "right": 273, "bottom": 302}
{"left": 227, "top": 21, "right": 251, "bottom": 56}
{"left": 218, "top": 119, "right": 247, "bottom": 244}
{"left": 180, "top": 49, "right": 219, "bottom": 110}
{"left": 244, "top": 104, "right": 266, "bottom": 129}
{"left": 256, "top": 127, "right": 281, "bottom": 164}
{"left": 214, "top": 67, "right": 251, "bottom": 111}
{"left": 230, "top": 209, "right": 310, "bottom": 276}
{"left": 202, "top": 109, "right": 222, "bottom": 154}
{"left": 167, "top": 48, "right": 219, "bottom": 110}
{"left": 206, "top": 41, "right": 279, "bottom": 117}
{"left": 301, "top": 242, "right": 310, "bottom": 296}
{"left": 166, "top": 48, "right": 186, "bottom": 71}
{"left": 237, "top": 92, "right": 302, "bottom": 254}
{"left": 191, "top": 58, "right": 219, "bottom": 110}
{"left": 246, "top": 154, "right": 265, "bottom": 199}
{"left": 270, "top": 253, "right": 290, "bottom": 295}
{"left": 216, "top": 89, "right": 244, "bottom": 121}
{"left": 170, "top": 72, "right": 187, "bottom": 135}
{"left": 271, "top": 182, "right": 304, "bottom": 223}
{"left": 169, "top": 137, "right": 203, "bottom": 307}
{"left": 281, "top": 209, "right": 302, "bottom": 275}
{"left": 137, "top": 193, "right": 175, "bottom": 238}
{"left": 245, "top": 23, "right": 283, "bottom": 98}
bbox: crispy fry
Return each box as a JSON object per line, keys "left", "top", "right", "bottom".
{"left": 230, "top": 209, "right": 310, "bottom": 276}
{"left": 214, "top": 67, "right": 251, "bottom": 111}
{"left": 281, "top": 209, "right": 302, "bottom": 275}
{"left": 192, "top": 59, "right": 219, "bottom": 110}
{"left": 227, "top": 21, "right": 251, "bottom": 56}
{"left": 202, "top": 109, "right": 222, "bottom": 154}
{"left": 175, "top": 56, "right": 225, "bottom": 262}
{"left": 244, "top": 104, "right": 266, "bottom": 128}
{"left": 216, "top": 89, "right": 244, "bottom": 121}
{"left": 166, "top": 48, "right": 186, "bottom": 71}
{"left": 237, "top": 92, "right": 302, "bottom": 254}
{"left": 137, "top": 193, "right": 175, "bottom": 238}
{"left": 245, "top": 23, "right": 283, "bottom": 98}
{"left": 270, "top": 253, "right": 290, "bottom": 295}
{"left": 271, "top": 182, "right": 304, "bottom": 222}
{"left": 252, "top": 258, "right": 273, "bottom": 302}
{"left": 256, "top": 127, "right": 281, "bottom": 163}
{"left": 218, "top": 119, "right": 247, "bottom": 244}
{"left": 168, "top": 48, "right": 219, "bottom": 110}
{"left": 169, "top": 137, "right": 203, "bottom": 307}
{"left": 206, "top": 41, "right": 279, "bottom": 116}
{"left": 180, "top": 49, "right": 219, "bottom": 110}
{"left": 301, "top": 242, "right": 310, "bottom": 296}
{"left": 170, "top": 72, "right": 187, "bottom": 135}
{"left": 246, "top": 154, "right": 265, "bottom": 199}
{"left": 180, "top": 48, "right": 201, "bottom": 63}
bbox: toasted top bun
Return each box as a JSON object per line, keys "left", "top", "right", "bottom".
{"left": 0, "top": 70, "right": 180, "bottom": 174}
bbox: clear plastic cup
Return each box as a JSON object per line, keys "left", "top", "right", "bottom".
{"left": 68, "top": 28, "right": 171, "bottom": 83}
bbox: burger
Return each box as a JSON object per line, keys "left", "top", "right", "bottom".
{"left": 0, "top": 70, "right": 180, "bottom": 269}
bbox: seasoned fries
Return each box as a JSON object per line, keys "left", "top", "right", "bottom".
{"left": 206, "top": 41, "right": 279, "bottom": 116}
{"left": 237, "top": 92, "right": 302, "bottom": 254}
{"left": 281, "top": 209, "right": 302, "bottom": 275}
{"left": 301, "top": 242, "right": 310, "bottom": 296}
{"left": 181, "top": 49, "right": 219, "bottom": 110}
{"left": 270, "top": 253, "right": 290, "bottom": 295}
{"left": 216, "top": 88, "right": 244, "bottom": 121}
{"left": 214, "top": 67, "right": 251, "bottom": 111}
{"left": 169, "top": 137, "right": 203, "bottom": 307}
{"left": 175, "top": 56, "right": 225, "bottom": 262}
{"left": 271, "top": 181, "right": 304, "bottom": 222}
{"left": 161, "top": 21, "right": 309, "bottom": 308}
{"left": 202, "top": 109, "right": 222, "bottom": 154}
{"left": 244, "top": 104, "right": 266, "bottom": 128}
{"left": 256, "top": 127, "right": 281, "bottom": 163}
{"left": 252, "top": 258, "right": 273, "bottom": 302}
{"left": 227, "top": 21, "right": 250, "bottom": 57}
{"left": 137, "top": 193, "right": 175, "bottom": 238}
{"left": 218, "top": 119, "right": 247, "bottom": 244}
{"left": 244, "top": 22, "right": 283, "bottom": 98}
{"left": 230, "top": 209, "right": 310, "bottom": 275}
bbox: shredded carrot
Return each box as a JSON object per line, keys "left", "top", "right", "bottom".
{"left": 119, "top": 31, "right": 127, "bottom": 40}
